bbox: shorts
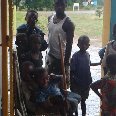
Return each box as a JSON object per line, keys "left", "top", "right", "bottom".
{"left": 70, "top": 79, "right": 90, "bottom": 100}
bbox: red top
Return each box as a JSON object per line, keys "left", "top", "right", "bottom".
{"left": 92, "top": 75, "right": 116, "bottom": 115}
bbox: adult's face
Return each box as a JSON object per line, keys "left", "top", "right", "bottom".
{"left": 26, "top": 12, "right": 38, "bottom": 27}
{"left": 54, "top": 2, "right": 66, "bottom": 17}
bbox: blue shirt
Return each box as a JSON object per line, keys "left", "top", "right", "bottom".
{"left": 70, "top": 51, "right": 92, "bottom": 87}
{"left": 36, "top": 76, "right": 62, "bottom": 103}
{"left": 17, "top": 24, "right": 48, "bottom": 51}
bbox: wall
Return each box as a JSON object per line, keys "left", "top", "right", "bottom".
{"left": 110, "top": 0, "right": 116, "bottom": 40}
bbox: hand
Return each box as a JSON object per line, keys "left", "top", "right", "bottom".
{"left": 49, "top": 95, "right": 64, "bottom": 105}
{"left": 62, "top": 89, "right": 68, "bottom": 97}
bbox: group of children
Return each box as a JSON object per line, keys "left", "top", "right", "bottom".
{"left": 16, "top": 10, "right": 116, "bottom": 116}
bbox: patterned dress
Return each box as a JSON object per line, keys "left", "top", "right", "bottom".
{"left": 91, "top": 74, "right": 116, "bottom": 116}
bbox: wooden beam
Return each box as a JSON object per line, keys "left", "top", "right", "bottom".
{"left": 1, "top": 0, "right": 8, "bottom": 115}
{"left": 102, "top": 0, "right": 111, "bottom": 46}
{"left": 9, "top": 0, "right": 14, "bottom": 115}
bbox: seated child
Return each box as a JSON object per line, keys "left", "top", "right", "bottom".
{"left": 70, "top": 35, "right": 100, "bottom": 116}
{"left": 20, "top": 61, "right": 38, "bottom": 114}
{"left": 90, "top": 54, "right": 116, "bottom": 116}
{"left": 21, "top": 34, "right": 43, "bottom": 68}
{"left": 33, "top": 68, "right": 81, "bottom": 116}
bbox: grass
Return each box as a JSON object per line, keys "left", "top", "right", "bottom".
{"left": 16, "top": 11, "right": 103, "bottom": 40}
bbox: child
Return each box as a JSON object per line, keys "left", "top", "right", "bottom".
{"left": 20, "top": 61, "right": 38, "bottom": 114}
{"left": 70, "top": 35, "right": 100, "bottom": 116}
{"left": 21, "top": 61, "right": 34, "bottom": 81}
{"left": 102, "top": 24, "right": 116, "bottom": 75}
{"left": 22, "top": 34, "right": 43, "bottom": 68}
{"left": 15, "top": 33, "right": 28, "bottom": 66}
{"left": 33, "top": 68, "right": 81, "bottom": 116}
{"left": 17, "top": 10, "right": 48, "bottom": 52}
{"left": 90, "top": 54, "right": 116, "bottom": 115}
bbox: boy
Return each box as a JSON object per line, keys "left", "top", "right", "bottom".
{"left": 90, "top": 54, "right": 116, "bottom": 115}
{"left": 70, "top": 35, "right": 100, "bottom": 116}
{"left": 33, "top": 68, "right": 81, "bottom": 116}
{"left": 22, "top": 34, "right": 43, "bottom": 68}
{"left": 20, "top": 61, "right": 38, "bottom": 114}
{"left": 17, "top": 10, "right": 48, "bottom": 52}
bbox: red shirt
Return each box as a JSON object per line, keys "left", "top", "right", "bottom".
{"left": 92, "top": 75, "right": 116, "bottom": 114}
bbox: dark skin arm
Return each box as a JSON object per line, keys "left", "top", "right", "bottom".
{"left": 90, "top": 84, "right": 102, "bottom": 100}
{"left": 62, "top": 18, "right": 75, "bottom": 65}
{"left": 90, "top": 62, "right": 101, "bottom": 66}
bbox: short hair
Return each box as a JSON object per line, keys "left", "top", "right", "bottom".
{"left": 20, "top": 61, "right": 34, "bottom": 79}
{"left": 106, "top": 54, "right": 116, "bottom": 67}
{"left": 26, "top": 10, "right": 38, "bottom": 18}
{"left": 21, "top": 61, "right": 34, "bottom": 72}
{"left": 15, "top": 33, "right": 27, "bottom": 46}
{"left": 78, "top": 35, "right": 90, "bottom": 44}
{"left": 16, "top": 33, "right": 27, "bottom": 39}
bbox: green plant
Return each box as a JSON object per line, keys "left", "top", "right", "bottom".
{"left": 82, "top": 5, "right": 95, "bottom": 10}
{"left": 96, "top": 6, "right": 103, "bottom": 18}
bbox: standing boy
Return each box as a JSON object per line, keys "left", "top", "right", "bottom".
{"left": 70, "top": 35, "right": 100, "bottom": 116}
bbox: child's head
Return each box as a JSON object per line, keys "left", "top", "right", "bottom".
{"left": 21, "top": 61, "right": 34, "bottom": 81}
{"left": 25, "top": 10, "right": 38, "bottom": 27}
{"left": 106, "top": 54, "right": 116, "bottom": 75}
{"left": 113, "top": 24, "right": 116, "bottom": 40}
{"left": 16, "top": 33, "right": 27, "bottom": 48}
{"left": 33, "top": 68, "right": 49, "bottom": 88}
{"left": 77, "top": 35, "right": 90, "bottom": 52}
{"left": 29, "top": 34, "right": 41, "bottom": 51}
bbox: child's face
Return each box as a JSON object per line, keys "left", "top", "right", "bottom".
{"left": 38, "top": 71, "right": 49, "bottom": 88}
{"left": 77, "top": 41, "right": 90, "bottom": 52}
{"left": 23, "top": 64, "right": 34, "bottom": 81}
{"left": 32, "top": 37, "right": 41, "bottom": 51}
